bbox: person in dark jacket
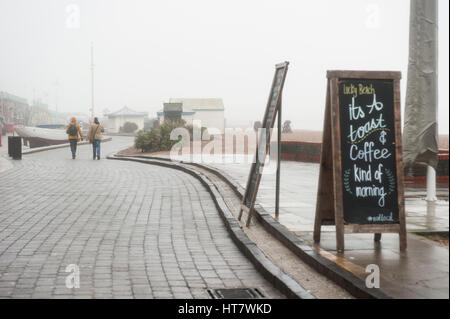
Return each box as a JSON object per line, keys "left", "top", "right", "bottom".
{"left": 87, "top": 117, "right": 105, "bottom": 160}
{"left": 66, "top": 117, "right": 83, "bottom": 159}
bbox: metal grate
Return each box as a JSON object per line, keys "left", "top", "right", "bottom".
{"left": 207, "top": 288, "right": 265, "bottom": 299}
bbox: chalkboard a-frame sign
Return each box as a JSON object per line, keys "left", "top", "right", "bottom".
{"left": 314, "top": 71, "right": 407, "bottom": 252}
{"left": 238, "top": 62, "right": 289, "bottom": 227}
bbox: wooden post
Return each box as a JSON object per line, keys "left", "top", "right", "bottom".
{"left": 275, "top": 98, "right": 281, "bottom": 219}
{"left": 374, "top": 233, "right": 382, "bottom": 242}
{"left": 330, "top": 77, "right": 345, "bottom": 252}
{"left": 313, "top": 80, "right": 335, "bottom": 242}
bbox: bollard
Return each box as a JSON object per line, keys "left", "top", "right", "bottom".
{"left": 10, "top": 136, "right": 22, "bottom": 160}
{"left": 8, "top": 136, "right": 12, "bottom": 157}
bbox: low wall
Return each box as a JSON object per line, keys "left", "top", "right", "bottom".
{"left": 278, "top": 141, "right": 321, "bottom": 163}
{"left": 276, "top": 140, "right": 449, "bottom": 181}
{"left": 404, "top": 152, "right": 449, "bottom": 183}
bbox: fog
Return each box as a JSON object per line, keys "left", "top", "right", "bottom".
{"left": 0, "top": 0, "right": 448, "bottom": 132}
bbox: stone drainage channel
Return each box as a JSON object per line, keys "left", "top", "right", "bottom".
{"left": 108, "top": 154, "right": 388, "bottom": 299}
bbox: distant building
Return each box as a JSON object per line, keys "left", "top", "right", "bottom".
{"left": 105, "top": 106, "right": 148, "bottom": 133}
{"left": 163, "top": 103, "right": 183, "bottom": 123}
{"left": 29, "top": 101, "right": 52, "bottom": 126}
{"left": 0, "top": 91, "right": 30, "bottom": 130}
{"left": 157, "top": 98, "right": 225, "bottom": 133}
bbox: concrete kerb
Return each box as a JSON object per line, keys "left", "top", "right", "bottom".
{"left": 115, "top": 155, "right": 393, "bottom": 298}
{"left": 22, "top": 138, "right": 113, "bottom": 155}
{"left": 108, "top": 154, "right": 316, "bottom": 299}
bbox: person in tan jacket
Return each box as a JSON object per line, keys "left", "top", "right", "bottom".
{"left": 87, "top": 117, "right": 105, "bottom": 160}
{"left": 66, "top": 117, "right": 83, "bottom": 159}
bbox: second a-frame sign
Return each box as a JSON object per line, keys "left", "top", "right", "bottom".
{"left": 314, "top": 70, "right": 407, "bottom": 252}
{"left": 238, "top": 62, "right": 289, "bottom": 227}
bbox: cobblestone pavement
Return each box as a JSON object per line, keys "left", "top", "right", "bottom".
{"left": 0, "top": 138, "right": 283, "bottom": 298}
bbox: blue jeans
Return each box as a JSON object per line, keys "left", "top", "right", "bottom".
{"left": 92, "top": 140, "right": 101, "bottom": 158}
{"left": 69, "top": 139, "right": 78, "bottom": 157}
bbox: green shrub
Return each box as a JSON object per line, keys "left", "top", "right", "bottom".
{"left": 134, "top": 130, "right": 151, "bottom": 152}
{"left": 121, "top": 121, "right": 139, "bottom": 133}
{"left": 134, "top": 121, "right": 183, "bottom": 153}
{"left": 134, "top": 119, "right": 218, "bottom": 153}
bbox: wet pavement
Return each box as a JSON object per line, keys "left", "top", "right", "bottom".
{"left": 0, "top": 134, "right": 13, "bottom": 173}
{"left": 203, "top": 158, "right": 449, "bottom": 299}
{"left": 2, "top": 135, "right": 448, "bottom": 298}
{"left": 302, "top": 232, "right": 448, "bottom": 298}
{"left": 207, "top": 160, "right": 449, "bottom": 233}
{"left": 0, "top": 137, "right": 283, "bottom": 299}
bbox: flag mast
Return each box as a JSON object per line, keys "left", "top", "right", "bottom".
{"left": 90, "top": 42, "right": 95, "bottom": 120}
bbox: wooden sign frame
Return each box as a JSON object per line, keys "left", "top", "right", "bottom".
{"left": 314, "top": 70, "right": 407, "bottom": 252}
{"left": 238, "top": 62, "right": 289, "bottom": 227}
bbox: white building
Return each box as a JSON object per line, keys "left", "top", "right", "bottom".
{"left": 105, "top": 106, "right": 148, "bottom": 133}
{"left": 157, "top": 98, "right": 225, "bottom": 133}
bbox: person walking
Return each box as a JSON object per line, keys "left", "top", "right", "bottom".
{"left": 66, "top": 117, "right": 83, "bottom": 159}
{"left": 87, "top": 117, "right": 104, "bottom": 160}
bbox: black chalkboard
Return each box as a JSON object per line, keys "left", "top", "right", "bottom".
{"left": 339, "top": 79, "right": 399, "bottom": 224}
{"left": 243, "top": 64, "right": 288, "bottom": 208}
{"left": 314, "top": 70, "right": 406, "bottom": 252}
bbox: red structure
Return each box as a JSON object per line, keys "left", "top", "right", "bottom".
{"left": 0, "top": 91, "right": 30, "bottom": 132}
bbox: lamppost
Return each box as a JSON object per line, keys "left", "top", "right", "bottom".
{"left": 90, "top": 42, "right": 95, "bottom": 120}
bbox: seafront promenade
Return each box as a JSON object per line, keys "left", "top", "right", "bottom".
{"left": 0, "top": 135, "right": 448, "bottom": 299}
{"left": 0, "top": 137, "right": 284, "bottom": 298}
{"left": 116, "top": 146, "right": 449, "bottom": 299}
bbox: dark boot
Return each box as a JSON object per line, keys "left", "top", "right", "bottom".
{"left": 97, "top": 155, "right": 100, "bottom": 160}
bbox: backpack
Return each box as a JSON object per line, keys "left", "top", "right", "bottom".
{"left": 90, "top": 124, "right": 101, "bottom": 143}
{"left": 68, "top": 124, "right": 78, "bottom": 136}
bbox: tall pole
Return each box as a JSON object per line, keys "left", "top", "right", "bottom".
{"left": 54, "top": 80, "right": 59, "bottom": 114}
{"left": 426, "top": 166, "right": 437, "bottom": 201}
{"left": 403, "top": 0, "right": 439, "bottom": 202}
{"left": 91, "top": 42, "right": 95, "bottom": 120}
{"left": 425, "top": 1, "right": 438, "bottom": 202}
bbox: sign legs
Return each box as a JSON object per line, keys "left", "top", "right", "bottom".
{"left": 374, "top": 233, "right": 382, "bottom": 242}
{"left": 399, "top": 221, "right": 407, "bottom": 251}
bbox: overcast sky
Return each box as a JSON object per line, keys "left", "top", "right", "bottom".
{"left": 0, "top": 0, "right": 448, "bottom": 132}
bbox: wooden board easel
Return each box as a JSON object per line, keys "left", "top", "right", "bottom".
{"left": 238, "top": 62, "right": 289, "bottom": 227}
{"left": 314, "top": 71, "right": 407, "bottom": 252}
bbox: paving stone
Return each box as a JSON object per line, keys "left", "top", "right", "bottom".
{"left": 0, "top": 139, "right": 283, "bottom": 299}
